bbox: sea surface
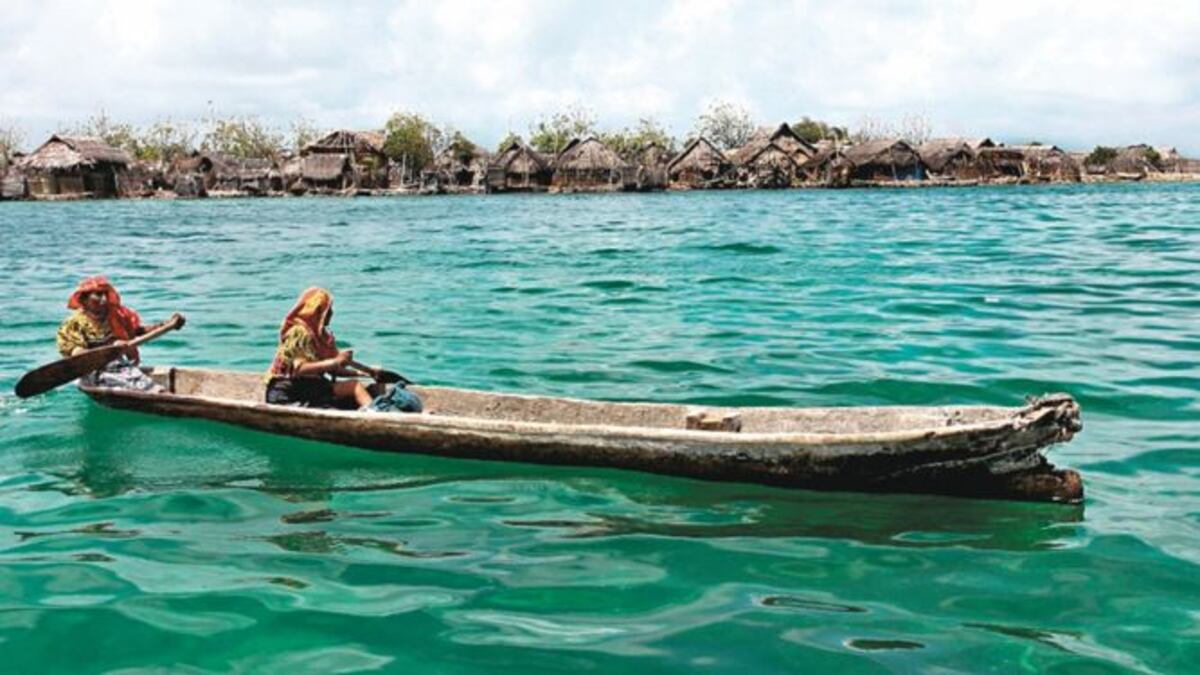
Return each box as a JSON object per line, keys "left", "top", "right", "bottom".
{"left": 1, "top": 185, "right": 1198, "bottom": 673}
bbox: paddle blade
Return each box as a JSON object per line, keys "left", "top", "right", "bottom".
{"left": 14, "top": 346, "right": 122, "bottom": 398}
{"left": 375, "top": 369, "right": 411, "bottom": 385}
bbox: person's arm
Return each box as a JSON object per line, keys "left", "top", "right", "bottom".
{"left": 135, "top": 312, "right": 186, "bottom": 336}
{"left": 292, "top": 349, "right": 354, "bottom": 377}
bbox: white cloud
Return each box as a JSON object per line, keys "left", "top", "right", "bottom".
{"left": 0, "top": 0, "right": 1197, "bottom": 153}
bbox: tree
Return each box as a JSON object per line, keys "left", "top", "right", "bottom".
{"left": 445, "top": 131, "right": 478, "bottom": 163}
{"left": 496, "top": 132, "right": 523, "bottom": 153}
{"left": 692, "top": 100, "right": 755, "bottom": 150}
{"left": 792, "top": 116, "right": 848, "bottom": 144}
{"left": 599, "top": 117, "right": 676, "bottom": 158}
{"left": 137, "top": 118, "right": 196, "bottom": 162}
{"left": 0, "top": 123, "right": 24, "bottom": 162}
{"left": 528, "top": 105, "right": 596, "bottom": 154}
{"left": 200, "top": 115, "right": 285, "bottom": 159}
{"left": 851, "top": 113, "right": 931, "bottom": 145}
{"left": 290, "top": 116, "right": 321, "bottom": 153}
{"left": 383, "top": 111, "right": 442, "bottom": 181}
{"left": 1084, "top": 146, "right": 1118, "bottom": 167}
{"left": 68, "top": 109, "right": 141, "bottom": 156}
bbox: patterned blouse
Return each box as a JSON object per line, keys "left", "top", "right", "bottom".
{"left": 56, "top": 311, "right": 113, "bottom": 357}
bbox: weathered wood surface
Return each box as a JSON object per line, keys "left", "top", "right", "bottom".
{"left": 81, "top": 367, "right": 1084, "bottom": 503}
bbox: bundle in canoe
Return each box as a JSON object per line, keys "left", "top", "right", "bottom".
{"left": 81, "top": 367, "right": 1084, "bottom": 504}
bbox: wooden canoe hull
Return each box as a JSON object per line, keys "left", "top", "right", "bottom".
{"left": 81, "top": 367, "right": 1084, "bottom": 503}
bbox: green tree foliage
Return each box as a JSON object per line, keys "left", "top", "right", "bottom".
{"left": 138, "top": 119, "right": 197, "bottom": 162}
{"left": 791, "top": 116, "right": 848, "bottom": 143}
{"left": 496, "top": 132, "right": 523, "bottom": 153}
{"left": 692, "top": 100, "right": 755, "bottom": 150}
{"left": 528, "top": 105, "right": 597, "bottom": 154}
{"left": 290, "top": 116, "right": 322, "bottom": 154}
{"left": 599, "top": 118, "right": 676, "bottom": 158}
{"left": 384, "top": 111, "right": 442, "bottom": 180}
{"left": 1085, "top": 146, "right": 1118, "bottom": 166}
{"left": 445, "top": 131, "right": 478, "bottom": 163}
{"left": 200, "top": 115, "right": 285, "bottom": 159}
{"left": 68, "top": 109, "right": 141, "bottom": 156}
{"left": 0, "top": 123, "right": 25, "bottom": 162}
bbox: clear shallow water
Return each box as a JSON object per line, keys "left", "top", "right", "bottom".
{"left": 1, "top": 185, "right": 1198, "bottom": 673}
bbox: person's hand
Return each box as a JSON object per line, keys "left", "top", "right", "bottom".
{"left": 335, "top": 349, "right": 354, "bottom": 367}
{"left": 171, "top": 312, "right": 187, "bottom": 329}
{"left": 114, "top": 339, "right": 137, "bottom": 359}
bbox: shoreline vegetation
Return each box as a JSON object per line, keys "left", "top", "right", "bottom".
{"left": 0, "top": 104, "right": 1196, "bottom": 202}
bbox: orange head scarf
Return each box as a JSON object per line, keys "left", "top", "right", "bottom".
{"left": 67, "top": 276, "right": 144, "bottom": 353}
{"left": 278, "top": 287, "right": 339, "bottom": 360}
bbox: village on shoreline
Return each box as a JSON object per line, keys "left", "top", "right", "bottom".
{"left": 1, "top": 118, "right": 1197, "bottom": 202}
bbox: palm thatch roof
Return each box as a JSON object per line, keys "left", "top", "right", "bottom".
{"left": 843, "top": 139, "right": 918, "bottom": 166}
{"left": 917, "top": 139, "right": 974, "bottom": 172}
{"left": 492, "top": 141, "right": 551, "bottom": 172}
{"left": 20, "top": 135, "right": 131, "bottom": 171}
{"left": 432, "top": 143, "right": 490, "bottom": 172}
{"left": 1008, "top": 144, "right": 1067, "bottom": 158}
{"left": 302, "top": 153, "right": 351, "bottom": 181}
{"left": 730, "top": 123, "right": 815, "bottom": 165}
{"left": 667, "top": 137, "right": 730, "bottom": 175}
{"left": 304, "top": 130, "right": 386, "bottom": 156}
{"left": 554, "top": 137, "right": 628, "bottom": 171}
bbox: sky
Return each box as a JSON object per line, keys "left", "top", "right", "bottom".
{"left": 1, "top": 0, "right": 1198, "bottom": 154}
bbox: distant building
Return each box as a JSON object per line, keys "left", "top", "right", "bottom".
{"left": 19, "top": 135, "right": 130, "bottom": 198}
{"left": 666, "top": 137, "right": 732, "bottom": 188}
{"left": 551, "top": 137, "right": 631, "bottom": 191}
{"left": 302, "top": 130, "right": 389, "bottom": 189}
{"left": 843, "top": 139, "right": 925, "bottom": 182}
{"left": 486, "top": 141, "right": 553, "bottom": 192}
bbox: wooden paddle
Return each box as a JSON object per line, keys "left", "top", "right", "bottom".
{"left": 347, "top": 358, "right": 413, "bottom": 386}
{"left": 14, "top": 313, "right": 186, "bottom": 398}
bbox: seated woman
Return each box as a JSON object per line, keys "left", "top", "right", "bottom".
{"left": 264, "top": 287, "right": 378, "bottom": 409}
{"left": 56, "top": 276, "right": 176, "bottom": 391}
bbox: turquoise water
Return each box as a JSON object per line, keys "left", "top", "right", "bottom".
{"left": 1, "top": 185, "right": 1198, "bottom": 673}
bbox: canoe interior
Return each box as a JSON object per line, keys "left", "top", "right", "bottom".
{"left": 156, "top": 367, "right": 1018, "bottom": 434}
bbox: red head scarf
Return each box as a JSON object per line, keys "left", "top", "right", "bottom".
{"left": 279, "top": 287, "right": 338, "bottom": 359}
{"left": 67, "top": 276, "right": 144, "bottom": 355}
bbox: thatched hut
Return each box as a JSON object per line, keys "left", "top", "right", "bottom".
{"left": 122, "top": 160, "right": 169, "bottom": 197}
{"left": 917, "top": 139, "right": 980, "bottom": 181}
{"left": 551, "top": 137, "right": 630, "bottom": 191}
{"left": 1110, "top": 145, "right": 1164, "bottom": 176}
{"left": 301, "top": 154, "right": 353, "bottom": 191}
{"left": 486, "top": 141, "right": 552, "bottom": 193}
{"left": 974, "top": 147, "right": 1026, "bottom": 181}
{"left": 422, "top": 143, "right": 490, "bottom": 193}
{"left": 1153, "top": 146, "right": 1182, "bottom": 173}
{"left": 303, "top": 130, "right": 389, "bottom": 188}
{"left": 801, "top": 146, "right": 852, "bottom": 187}
{"left": 172, "top": 152, "right": 280, "bottom": 194}
{"left": 628, "top": 142, "right": 670, "bottom": 191}
{"left": 843, "top": 139, "right": 925, "bottom": 182}
{"left": 736, "top": 142, "right": 803, "bottom": 188}
{"left": 730, "top": 123, "right": 815, "bottom": 167}
{"left": 1010, "top": 145, "right": 1080, "bottom": 182}
{"left": 19, "top": 135, "right": 130, "bottom": 198}
{"left": 666, "top": 137, "right": 732, "bottom": 189}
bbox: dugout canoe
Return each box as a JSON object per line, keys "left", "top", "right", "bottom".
{"left": 80, "top": 366, "right": 1084, "bottom": 503}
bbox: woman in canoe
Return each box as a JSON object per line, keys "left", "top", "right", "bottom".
{"left": 265, "top": 287, "right": 420, "bottom": 412}
{"left": 56, "top": 275, "right": 181, "bottom": 391}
